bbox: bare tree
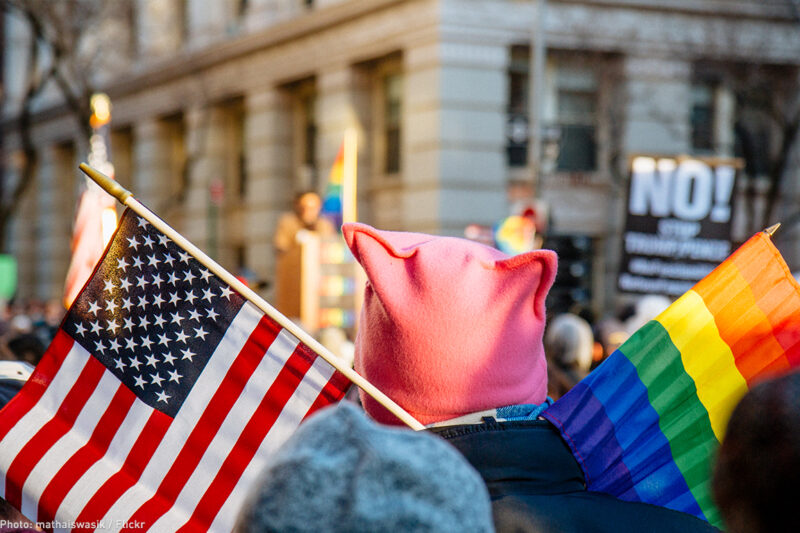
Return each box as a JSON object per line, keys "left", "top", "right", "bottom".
{"left": 0, "top": 0, "right": 132, "bottom": 248}
{"left": 727, "top": 62, "right": 800, "bottom": 233}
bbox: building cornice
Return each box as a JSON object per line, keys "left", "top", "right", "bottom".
{"left": 110, "top": 0, "right": 407, "bottom": 98}
{"left": 3, "top": 0, "right": 796, "bottom": 135}
{"left": 559, "top": 0, "right": 798, "bottom": 21}
{"left": 2, "top": 0, "right": 408, "bottom": 131}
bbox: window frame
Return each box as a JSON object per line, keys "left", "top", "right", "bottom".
{"left": 371, "top": 55, "right": 404, "bottom": 181}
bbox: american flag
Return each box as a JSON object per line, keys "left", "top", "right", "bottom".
{"left": 0, "top": 208, "right": 351, "bottom": 531}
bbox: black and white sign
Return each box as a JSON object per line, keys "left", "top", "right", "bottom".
{"left": 619, "top": 156, "right": 738, "bottom": 296}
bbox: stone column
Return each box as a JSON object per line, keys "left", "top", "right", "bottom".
{"left": 35, "top": 143, "right": 76, "bottom": 301}
{"left": 183, "top": 106, "right": 230, "bottom": 258}
{"left": 403, "top": 39, "right": 509, "bottom": 235}
{"left": 242, "top": 88, "right": 293, "bottom": 298}
{"left": 133, "top": 119, "right": 177, "bottom": 209}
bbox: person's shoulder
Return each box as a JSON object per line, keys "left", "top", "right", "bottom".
{"left": 276, "top": 212, "right": 298, "bottom": 225}
{"left": 274, "top": 213, "right": 301, "bottom": 234}
{"left": 317, "top": 217, "right": 337, "bottom": 233}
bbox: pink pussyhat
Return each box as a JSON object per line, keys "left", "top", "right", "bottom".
{"left": 343, "top": 223, "right": 558, "bottom": 426}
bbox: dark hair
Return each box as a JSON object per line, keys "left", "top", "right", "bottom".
{"left": 293, "top": 190, "right": 320, "bottom": 203}
{"left": 712, "top": 370, "right": 800, "bottom": 533}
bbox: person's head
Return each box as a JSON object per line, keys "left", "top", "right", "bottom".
{"left": 544, "top": 313, "right": 594, "bottom": 372}
{"left": 712, "top": 370, "right": 800, "bottom": 533}
{"left": 343, "top": 222, "right": 557, "bottom": 425}
{"left": 293, "top": 191, "right": 323, "bottom": 227}
{"left": 236, "top": 402, "right": 494, "bottom": 533}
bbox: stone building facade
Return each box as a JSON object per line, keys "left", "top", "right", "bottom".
{"left": 3, "top": 0, "right": 800, "bottom": 315}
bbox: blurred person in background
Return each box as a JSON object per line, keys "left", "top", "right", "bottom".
{"left": 1, "top": 313, "right": 45, "bottom": 366}
{"left": 273, "top": 191, "right": 335, "bottom": 320}
{"left": 544, "top": 313, "right": 594, "bottom": 399}
{"left": 713, "top": 370, "right": 800, "bottom": 533}
{"left": 32, "top": 299, "right": 64, "bottom": 347}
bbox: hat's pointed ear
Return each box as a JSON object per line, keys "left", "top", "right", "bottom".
{"left": 493, "top": 249, "right": 558, "bottom": 319}
{"left": 343, "top": 223, "right": 432, "bottom": 263}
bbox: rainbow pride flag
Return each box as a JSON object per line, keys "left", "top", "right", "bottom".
{"left": 321, "top": 142, "right": 345, "bottom": 228}
{"left": 543, "top": 230, "right": 800, "bottom": 528}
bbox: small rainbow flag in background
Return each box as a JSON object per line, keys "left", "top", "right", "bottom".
{"left": 543, "top": 228, "right": 800, "bottom": 528}
{"left": 321, "top": 143, "right": 345, "bottom": 228}
{"left": 322, "top": 129, "right": 358, "bottom": 229}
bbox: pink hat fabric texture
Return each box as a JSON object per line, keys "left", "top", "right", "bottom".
{"left": 343, "top": 223, "right": 558, "bottom": 426}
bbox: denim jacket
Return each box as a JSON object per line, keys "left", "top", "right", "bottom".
{"left": 430, "top": 417, "right": 720, "bottom": 533}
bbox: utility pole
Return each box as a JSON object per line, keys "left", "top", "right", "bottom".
{"left": 528, "top": 0, "right": 547, "bottom": 197}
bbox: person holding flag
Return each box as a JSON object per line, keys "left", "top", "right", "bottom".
{"left": 341, "top": 221, "right": 742, "bottom": 532}
{"left": 0, "top": 164, "right": 421, "bottom": 531}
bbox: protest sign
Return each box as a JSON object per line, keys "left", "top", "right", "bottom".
{"left": 619, "top": 156, "right": 739, "bottom": 296}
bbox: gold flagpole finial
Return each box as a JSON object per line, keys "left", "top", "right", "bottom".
{"left": 79, "top": 162, "right": 132, "bottom": 204}
{"left": 764, "top": 223, "right": 781, "bottom": 237}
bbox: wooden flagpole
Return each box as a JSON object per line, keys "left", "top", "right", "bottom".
{"left": 342, "top": 128, "right": 358, "bottom": 225}
{"left": 79, "top": 162, "right": 425, "bottom": 431}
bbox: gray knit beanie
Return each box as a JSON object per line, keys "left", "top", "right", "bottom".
{"left": 236, "top": 402, "right": 494, "bottom": 533}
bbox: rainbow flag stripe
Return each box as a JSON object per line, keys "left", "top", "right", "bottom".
{"left": 321, "top": 143, "right": 345, "bottom": 227}
{"left": 543, "top": 231, "right": 800, "bottom": 528}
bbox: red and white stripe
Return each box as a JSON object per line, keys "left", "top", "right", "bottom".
{"left": 51, "top": 393, "right": 152, "bottom": 526}
{"left": 0, "top": 301, "right": 347, "bottom": 531}
{"left": 151, "top": 342, "right": 337, "bottom": 532}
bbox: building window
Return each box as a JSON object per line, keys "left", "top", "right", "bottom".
{"left": 285, "top": 78, "right": 318, "bottom": 191}
{"left": 691, "top": 83, "right": 715, "bottom": 153}
{"left": 553, "top": 66, "right": 597, "bottom": 172}
{"left": 301, "top": 91, "right": 317, "bottom": 187}
{"left": 505, "top": 48, "right": 599, "bottom": 173}
{"left": 220, "top": 97, "right": 246, "bottom": 199}
{"left": 383, "top": 72, "right": 402, "bottom": 174}
{"left": 368, "top": 54, "right": 403, "bottom": 179}
{"left": 237, "top": 0, "right": 249, "bottom": 18}
{"left": 507, "top": 45, "right": 530, "bottom": 167}
{"left": 110, "top": 127, "right": 134, "bottom": 190}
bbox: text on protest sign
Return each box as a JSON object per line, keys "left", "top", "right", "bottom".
{"left": 619, "top": 156, "right": 738, "bottom": 296}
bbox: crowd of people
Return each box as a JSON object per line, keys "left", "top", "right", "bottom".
{"left": 238, "top": 221, "right": 796, "bottom": 532}
{"left": 543, "top": 294, "right": 672, "bottom": 400}
{"left": 0, "top": 221, "right": 794, "bottom": 532}
{"left": 0, "top": 299, "right": 62, "bottom": 367}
